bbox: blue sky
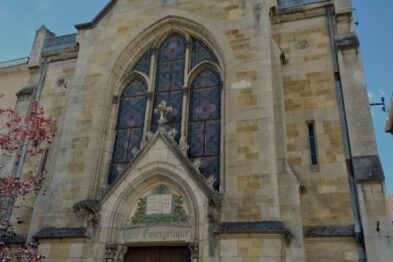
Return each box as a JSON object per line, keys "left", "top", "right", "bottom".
{"left": 0, "top": 1, "right": 392, "bottom": 191}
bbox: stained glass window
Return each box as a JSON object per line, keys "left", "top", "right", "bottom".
{"left": 151, "top": 34, "right": 186, "bottom": 141}
{"left": 110, "top": 34, "right": 222, "bottom": 190}
{"left": 132, "top": 49, "right": 152, "bottom": 76}
{"left": 191, "top": 38, "right": 218, "bottom": 68}
{"left": 188, "top": 70, "right": 221, "bottom": 189}
{"left": 109, "top": 78, "right": 147, "bottom": 184}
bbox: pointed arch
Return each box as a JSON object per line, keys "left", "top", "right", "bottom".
{"left": 103, "top": 16, "right": 227, "bottom": 189}
{"left": 108, "top": 76, "right": 148, "bottom": 184}
{"left": 188, "top": 69, "right": 221, "bottom": 189}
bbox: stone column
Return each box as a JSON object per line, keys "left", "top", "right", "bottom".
{"left": 105, "top": 244, "right": 127, "bottom": 262}
{"left": 189, "top": 242, "right": 199, "bottom": 262}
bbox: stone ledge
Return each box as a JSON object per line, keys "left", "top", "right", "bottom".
{"left": 1, "top": 234, "right": 27, "bottom": 244}
{"left": 336, "top": 33, "right": 360, "bottom": 50}
{"left": 16, "top": 84, "right": 35, "bottom": 97}
{"left": 33, "top": 227, "right": 88, "bottom": 240}
{"left": 352, "top": 155, "right": 385, "bottom": 182}
{"left": 305, "top": 225, "right": 355, "bottom": 237}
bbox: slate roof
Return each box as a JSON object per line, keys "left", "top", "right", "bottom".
{"left": 277, "top": 0, "right": 328, "bottom": 10}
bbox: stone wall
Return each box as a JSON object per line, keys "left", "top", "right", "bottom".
{"left": 0, "top": 0, "right": 391, "bottom": 261}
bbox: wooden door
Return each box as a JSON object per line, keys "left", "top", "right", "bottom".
{"left": 124, "top": 246, "right": 190, "bottom": 262}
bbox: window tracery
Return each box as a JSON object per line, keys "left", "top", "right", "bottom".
{"left": 109, "top": 33, "right": 221, "bottom": 190}
{"left": 109, "top": 78, "right": 147, "bottom": 184}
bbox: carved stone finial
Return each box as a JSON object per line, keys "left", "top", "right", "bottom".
{"left": 100, "top": 184, "right": 109, "bottom": 197}
{"left": 179, "top": 136, "right": 190, "bottom": 155}
{"left": 73, "top": 200, "right": 100, "bottom": 226}
{"left": 141, "top": 131, "right": 154, "bottom": 147}
{"left": 131, "top": 148, "right": 139, "bottom": 157}
{"left": 207, "top": 175, "right": 216, "bottom": 189}
{"left": 167, "top": 128, "right": 177, "bottom": 140}
{"left": 208, "top": 197, "right": 222, "bottom": 224}
{"left": 154, "top": 100, "right": 173, "bottom": 125}
{"left": 193, "top": 159, "right": 202, "bottom": 171}
{"left": 188, "top": 242, "right": 199, "bottom": 260}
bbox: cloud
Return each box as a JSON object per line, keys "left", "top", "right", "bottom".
{"left": 368, "top": 91, "right": 374, "bottom": 100}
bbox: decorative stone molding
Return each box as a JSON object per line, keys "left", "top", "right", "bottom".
{"left": 179, "top": 136, "right": 190, "bottom": 155}
{"left": 167, "top": 128, "right": 177, "bottom": 140}
{"left": 130, "top": 195, "right": 189, "bottom": 225}
{"left": 102, "top": 125, "right": 221, "bottom": 206}
{"left": 206, "top": 175, "right": 216, "bottom": 189}
{"left": 192, "top": 159, "right": 202, "bottom": 171}
{"left": 105, "top": 244, "right": 127, "bottom": 262}
{"left": 73, "top": 200, "right": 101, "bottom": 226}
{"left": 188, "top": 242, "right": 199, "bottom": 262}
{"left": 140, "top": 131, "right": 154, "bottom": 148}
{"left": 131, "top": 148, "right": 139, "bottom": 157}
{"left": 208, "top": 197, "right": 221, "bottom": 224}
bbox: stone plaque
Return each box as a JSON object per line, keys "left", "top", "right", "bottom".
{"left": 121, "top": 226, "right": 192, "bottom": 243}
{"left": 146, "top": 194, "right": 173, "bottom": 215}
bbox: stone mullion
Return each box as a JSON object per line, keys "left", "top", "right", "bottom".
{"left": 181, "top": 41, "right": 192, "bottom": 139}
{"left": 144, "top": 48, "right": 158, "bottom": 134}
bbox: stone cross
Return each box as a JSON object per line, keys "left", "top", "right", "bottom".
{"left": 154, "top": 100, "right": 173, "bottom": 125}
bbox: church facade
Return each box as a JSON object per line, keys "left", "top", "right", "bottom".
{"left": 1, "top": 0, "right": 392, "bottom": 261}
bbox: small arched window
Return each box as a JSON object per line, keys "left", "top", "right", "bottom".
{"left": 109, "top": 33, "right": 221, "bottom": 189}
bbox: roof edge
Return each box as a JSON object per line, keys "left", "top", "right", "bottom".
{"left": 75, "top": 0, "right": 117, "bottom": 30}
{"left": 0, "top": 57, "right": 29, "bottom": 70}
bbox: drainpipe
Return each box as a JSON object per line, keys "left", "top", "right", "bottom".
{"left": 15, "top": 58, "right": 49, "bottom": 178}
{"left": 326, "top": 6, "right": 366, "bottom": 261}
{"left": 0, "top": 58, "right": 49, "bottom": 240}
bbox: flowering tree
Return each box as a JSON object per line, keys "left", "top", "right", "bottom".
{"left": 0, "top": 95, "right": 55, "bottom": 261}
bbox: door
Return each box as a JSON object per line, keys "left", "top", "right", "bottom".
{"left": 124, "top": 246, "right": 191, "bottom": 262}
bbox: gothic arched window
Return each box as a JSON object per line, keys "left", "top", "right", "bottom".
{"left": 109, "top": 34, "right": 221, "bottom": 189}
{"left": 151, "top": 34, "right": 185, "bottom": 141}
{"left": 108, "top": 78, "right": 147, "bottom": 184}
{"left": 188, "top": 70, "right": 221, "bottom": 189}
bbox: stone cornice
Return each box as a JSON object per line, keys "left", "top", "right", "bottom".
{"left": 213, "top": 221, "right": 293, "bottom": 243}
{"left": 335, "top": 33, "right": 360, "bottom": 50}
{"left": 305, "top": 225, "right": 355, "bottom": 237}
{"left": 16, "top": 84, "right": 36, "bottom": 98}
{"left": 33, "top": 227, "right": 88, "bottom": 240}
